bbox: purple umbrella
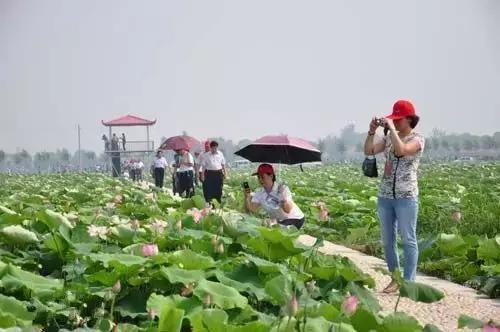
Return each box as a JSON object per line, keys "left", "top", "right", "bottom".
{"left": 234, "top": 135, "right": 321, "bottom": 164}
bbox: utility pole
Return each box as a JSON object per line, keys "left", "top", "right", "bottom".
{"left": 78, "top": 124, "right": 81, "bottom": 171}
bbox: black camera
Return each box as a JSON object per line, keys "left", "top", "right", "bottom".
{"left": 375, "top": 118, "right": 385, "bottom": 126}
{"left": 242, "top": 181, "right": 250, "bottom": 189}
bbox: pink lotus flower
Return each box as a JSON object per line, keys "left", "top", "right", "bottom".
{"left": 188, "top": 208, "right": 202, "bottom": 224}
{"left": 483, "top": 324, "right": 500, "bottom": 332}
{"left": 452, "top": 211, "right": 461, "bottom": 222}
{"left": 317, "top": 202, "right": 329, "bottom": 221}
{"left": 341, "top": 295, "right": 358, "bottom": 315}
{"left": 201, "top": 207, "right": 211, "bottom": 217}
{"left": 287, "top": 295, "right": 299, "bottom": 316}
{"left": 141, "top": 244, "right": 159, "bottom": 257}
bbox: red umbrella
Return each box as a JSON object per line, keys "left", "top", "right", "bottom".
{"left": 234, "top": 135, "right": 321, "bottom": 164}
{"left": 159, "top": 135, "right": 200, "bottom": 151}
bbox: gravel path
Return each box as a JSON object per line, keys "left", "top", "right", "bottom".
{"left": 298, "top": 234, "right": 500, "bottom": 331}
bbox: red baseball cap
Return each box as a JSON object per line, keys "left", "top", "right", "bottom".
{"left": 252, "top": 163, "right": 274, "bottom": 176}
{"left": 386, "top": 100, "right": 416, "bottom": 120}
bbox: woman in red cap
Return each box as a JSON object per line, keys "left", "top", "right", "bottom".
{"left": 364, "top": 99, "right": 425, "bottom": 292}
{"left": 243, "top": 163, "right": 305, "bottom": 229}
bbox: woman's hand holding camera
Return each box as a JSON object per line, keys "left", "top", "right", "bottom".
{"left": 369, "top": 117, "right": 395, "bottom": 135}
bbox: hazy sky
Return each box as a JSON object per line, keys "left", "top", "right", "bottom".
{"left": 1, "top": 0, "right": 499, "bottom": 153}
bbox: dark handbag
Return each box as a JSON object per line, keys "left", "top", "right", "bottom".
{"left": 362, "top": 156, "right": 378, "bottom": 177}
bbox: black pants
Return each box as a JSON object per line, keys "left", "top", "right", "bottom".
{"left": 154, "top": 167, "right": 165, "bottom": 188}
{"left": 278, "top": 217, "right": 305, "bottom": 230}
{"left": 203, "top": 170, "right": 223, "bottom": 203}
{"left": 177, "top": 170, "right": 194, "bottom": 197}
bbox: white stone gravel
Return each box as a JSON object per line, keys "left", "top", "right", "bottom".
{"left": 298, "top": 234, "right": 500, "bottom": 331}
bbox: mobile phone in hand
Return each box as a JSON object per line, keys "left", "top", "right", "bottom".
{"left": 242, "top": 181, "right": 250, "bottom": 190}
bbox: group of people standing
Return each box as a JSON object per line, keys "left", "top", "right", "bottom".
{"left": 102, "top": 133, "right": 127, "bottom": 151}
{"left": 152, "top": 140, "right": 226, "bottom": 204}
{"left": 125, "top": 159, "right": 144, "bottom": 181}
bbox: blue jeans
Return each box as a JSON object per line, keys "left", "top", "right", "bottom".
{"left": 377, "top": 197, "right": 419, "bottom": 280}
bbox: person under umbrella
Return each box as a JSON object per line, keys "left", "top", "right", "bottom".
{"left": 243, "top": 163, "right": 305, "bottom": 229}
{"left": 200, "top": 141, "right": 226, "bottom": 204}
{"left": 176, "top": 149, "right": 195, "bottom": 197}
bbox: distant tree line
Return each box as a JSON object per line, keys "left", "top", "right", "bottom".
{"left": 1, "top": 129, "right": 499, "bottom": 173}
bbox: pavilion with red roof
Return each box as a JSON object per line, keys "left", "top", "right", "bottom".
{"left": 101, "top": 114, "right": 156, "bottom": 153}
{"left": 101, "top": 115, "right": 156, "bottom": 177}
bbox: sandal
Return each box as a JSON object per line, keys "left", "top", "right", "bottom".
{"left": 382, "top": 279, "right": 399, "bottom": 293}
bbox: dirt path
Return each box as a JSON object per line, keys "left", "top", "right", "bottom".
{"left": 298, "top": 234, "right": 500, "bottom": 331}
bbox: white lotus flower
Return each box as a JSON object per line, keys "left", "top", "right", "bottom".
{"left": 150, "top": 219, "right": 168, "bottom": 234}
{"left": 87, "top": 225, "right": 109, "bottom": 240}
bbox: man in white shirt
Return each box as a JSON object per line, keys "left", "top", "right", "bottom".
{"left": 176, "top": 149, "right": 195, "bottom": 197}
{"left": 153, "top": 151, "right": 168, "bottom": 188}
{"left": 200, "top": 141, "right": 226, "bottom": 203}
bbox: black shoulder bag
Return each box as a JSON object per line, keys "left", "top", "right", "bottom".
{"left": 362, "top": 156, "right": 378, "bottom": 178}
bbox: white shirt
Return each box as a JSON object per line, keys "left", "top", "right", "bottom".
{"left": 154, "top": 157, "right": 168, "bottom": 169}
{"left": 251, "top": 183, "right": 304, "bottom": 221}
{"left": 201, "top": 151, "right": 226, "bottom": 171}
{"left": 177, "top": 152, "right": 194, "bottom": 172}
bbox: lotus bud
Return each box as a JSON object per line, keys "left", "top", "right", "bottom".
{"left": 175, "top": 219, "right": 183, "bottom": 231}
{"left": 306, "top": 280, "right": 316, "bottom": 294}
{"left": 203, "top": 294, "right": 212, "bottom": 308}
{"left": 287, "top": 295, "right": 298, "bottom": 316}
{"left": 217, "top": 242, "right": 225, "bottom": 255}
{"left": 211, "top": 235, "right": 218, "bottom": 247}
{"left": 130, "top": 219, "right": 140, "bottom": 230}
{"left": 452, "top": 211, "right": 461, "bottom": 221}
{"left": 341, "top": 295, "right": 358, "bottom": 315}
{"left": 112, "top": 280, "right": 121, "bottom": 294}
{"left": 181, "top": 283, "right": 194, "bottom": 296}
{"left": 148, "top": 308, "right": 156, "bottom": 319}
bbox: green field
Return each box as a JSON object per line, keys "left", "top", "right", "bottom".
{"left": 0, "top": 162, "right": 498, "bottom": 331}
{"left": 225, "top": 162, "right": 500, "bottom": 297}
